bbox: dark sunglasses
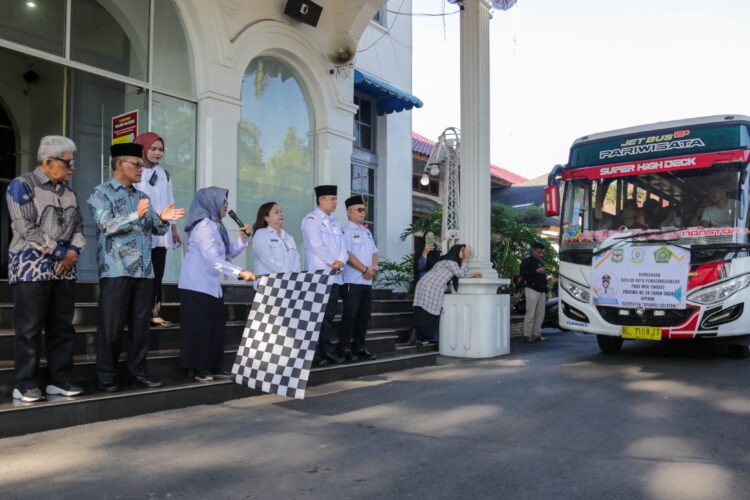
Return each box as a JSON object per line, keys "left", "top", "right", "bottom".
{"left": 50, "top": 157, "right": 76, "bottom": 168}
{"left": 121, "top": 159, "right": 144, "bottom": 169}
{"left": 354, "top": 207, "right": 366, "bottom": 213}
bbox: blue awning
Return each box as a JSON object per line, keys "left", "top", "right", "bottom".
{"left": 354, "top": 69, "right": 423, "bottom": 116}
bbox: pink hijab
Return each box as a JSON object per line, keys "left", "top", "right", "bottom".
{"left": 134, "top": 132, "right": 164, "bottom": 168}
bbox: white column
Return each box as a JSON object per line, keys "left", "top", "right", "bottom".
{"left": 459, "top": 0, "right": 495, "bottom": 278}
{"left": 440, "top": 0, "right": 509, "bottom": 358}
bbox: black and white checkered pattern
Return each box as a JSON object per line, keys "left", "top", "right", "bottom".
{"left": 231, "top": 270, "right": 335, "bottom": 399}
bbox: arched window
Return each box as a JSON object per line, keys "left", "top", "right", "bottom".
{"left": 236, "top": 56, "right": 315, "bottom": 270}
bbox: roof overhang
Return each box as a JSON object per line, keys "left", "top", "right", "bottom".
{"left": 354, "top": 70, "right": 423, "bottom": 116}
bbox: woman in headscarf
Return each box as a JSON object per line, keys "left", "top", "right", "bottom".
{"left": 251, "top": 201, "right": 301, "bottom": 289}
{"left": 413, "top": 230, "right": 441, "bottom": 283}
{"left": 133, "top": 132, "right": 181, "bottom": 327}
{"left": 409, "top": 244, "right": 481, "bottom": 345}
{"left": 178, "top": 187, "right": 255, "bottom": 382}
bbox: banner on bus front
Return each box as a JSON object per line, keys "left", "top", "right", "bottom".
{"left": 591, "top": 243, "right": 690, "bottom": 309}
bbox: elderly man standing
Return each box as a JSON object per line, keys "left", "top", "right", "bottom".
{"left": 6, "top": 136, "right": 86, "bottom": 402}
{"left": 301, "top": 185, "right": 347, "bottom": 366}
{"left": 339, "top": 195, "right": 378, "bottom": 362}
{"left": 88, "top": 143, "right": 185, "bottom": 392}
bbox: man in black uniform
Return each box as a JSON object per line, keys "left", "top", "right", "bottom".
{"left": 520, "top": 242, "right": 549, "bottom": 343}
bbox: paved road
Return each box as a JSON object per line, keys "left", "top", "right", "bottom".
{"left": 1, "top": 330, "right": 749, "bottom": 500}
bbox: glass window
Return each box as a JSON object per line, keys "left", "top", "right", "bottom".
{"left": 353, "top": 96, "right": 373, "bottom": 151}
{"left": 0, "top": 0, "right": 66, "bottom": 55}
{"left": 70, "top": 0, "right": 149, "bottom": 81}
{"left": 373, "top": 7, "right": 386, "bottom": 26}
{"left": 352, "top": 161, "right": 376, "bottom": 238}
{"left": 153, "top": 0, "right": 195, "bottom": 95}
{"left": 152, "top": 93, "right": 197, "bottom": 282}
{"left": 237, "top": 56, "right": 315, "bottom": 270}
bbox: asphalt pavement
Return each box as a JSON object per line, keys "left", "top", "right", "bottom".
{"left": 1, "top": 329, "right": 749, "bottom": 500}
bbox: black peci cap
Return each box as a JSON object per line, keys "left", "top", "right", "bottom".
{"left": 314, "top": 185, "right": 337, "bottom": 197}
{"left": 110, "top": 142, "right": 143, "bottom": 158}
{"left": 345, "top": 195, "right": 364, "bottom": 208}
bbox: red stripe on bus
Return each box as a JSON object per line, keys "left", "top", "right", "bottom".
{"left": 562, "top": 149, "right": 750, "bottom": 181}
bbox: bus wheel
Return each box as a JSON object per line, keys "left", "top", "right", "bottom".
{"left": 597, "top": 335, "right": 623, "bottom": 354}
{"left": 728, "top": 344, "right": 750, "bottom": 359}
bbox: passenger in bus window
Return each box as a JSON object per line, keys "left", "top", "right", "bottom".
{"left": 617, "top": 200, "right": 646, "bottom": 230}
{"left": 700, "top": 184, "right": 738, "bottom": 227}
{"left": 643, "top": 198, "right": 663, "bottom": 227}
{"left": 688, "top": 197, "right": 709, "bottom": 226}
{"left": 661, "top": 205, "right": 682, "bottom": 228}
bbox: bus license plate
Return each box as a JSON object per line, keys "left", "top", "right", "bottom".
{"left": 621, "top": 326, "right": 662, "bottom": 341}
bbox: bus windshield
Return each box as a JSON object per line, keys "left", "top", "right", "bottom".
{"left": 560, "top": 163, "right": 749, "bottom": 251}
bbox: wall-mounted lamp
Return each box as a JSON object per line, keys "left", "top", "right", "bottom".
{"left": 419, "top": 173, "right": 430, "bottom": 186}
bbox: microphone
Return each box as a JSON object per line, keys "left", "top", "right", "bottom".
{"left": 228, "top": 210, "right": 251, "bottom": 236}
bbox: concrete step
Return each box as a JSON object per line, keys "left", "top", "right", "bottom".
{"left": 0, "top": 349, "right": 438, "bottom": 438}
{"left": 0, "top": 300, "right": 413, "bottom": 330}
{"left": 0, "top": 281, "right": 404, "bottom": 303}
{"left": 0, "top": 329, "right": 404, "bottom": 396}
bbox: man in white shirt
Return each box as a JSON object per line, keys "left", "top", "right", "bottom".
{"left": 301, "top": 185, "right": 347, "bottom": 366}
{"left": 339, "top": 195, "right": 378, "bottom": 362}
{"left": 700, "top": 184, "right": 739, "bottom": 228}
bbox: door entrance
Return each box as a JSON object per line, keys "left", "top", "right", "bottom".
{"left": 0, "top": 104, "right": 17, "bottom": 279}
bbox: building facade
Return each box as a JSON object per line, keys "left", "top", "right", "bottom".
{"left": 0, "top": 0, "right": 419, "bottom": 282}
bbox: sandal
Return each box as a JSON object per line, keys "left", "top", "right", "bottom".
{"left": 535, "top": 336, "right": 550, "bottom": 342}
{"left": 525, "top": 337, "right": 537, "bottom": 343}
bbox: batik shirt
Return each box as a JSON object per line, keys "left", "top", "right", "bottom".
{"left": 87, "top": 179, "right": 169, "bottom": 278}
{"left": 5, "top": 168, "right": 86, "bottom": 283}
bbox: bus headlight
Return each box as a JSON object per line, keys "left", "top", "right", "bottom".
{"left": 560, "top": 276, "right": 590, "bottom": 303}
{"left": 688, "top": 273, "right": 750, "bottom": 305}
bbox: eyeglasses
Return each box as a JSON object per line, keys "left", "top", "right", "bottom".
{"left": 120, "top": 159, "right": 144, "bottom": 169}
{"left": 49, "top": 157, "right": 75, "bottom": 168}
{"left": 355, "top": 208, "right": 366, "bottom": 213}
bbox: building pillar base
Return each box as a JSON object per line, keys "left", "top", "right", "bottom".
{"left": 439, "top": 278, "right": 511, "bottom": 358}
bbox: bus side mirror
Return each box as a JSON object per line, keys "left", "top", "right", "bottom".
{"left": 544, "top": 185, "right": 560, "bottom": 217}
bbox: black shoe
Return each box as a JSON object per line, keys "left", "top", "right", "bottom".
{"left": 97, "top": 381, "right": 120, "bottom": 393}
{"left": 211, "top": 370, "right": 232, "bottom": 380}
{"left": 312, "top": 356, "right": 330, "bottom": 367}
{"left": 128, "top": 376, "right": 162, "bottom": 388}
{"left": 323, "top": 351, "right": 344, "bottom": 364}
{"left": 339, "top": 349, "right": 356, "bottom": 362}
{"left": 353, "top": 348, "right": 376, "bottom": 361}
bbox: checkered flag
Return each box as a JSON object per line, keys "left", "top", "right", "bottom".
{"left": 231, "top": 270, "right": 336, "bottom": 399}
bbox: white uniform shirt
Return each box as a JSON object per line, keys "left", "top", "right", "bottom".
{"left": 134, "top": 164, "right": 175, "bottom": 248}
{"left": 300, "top": 207, "right": 348, "bottom": 285}
{"left": 178, "top": 219, "right": 248, "bottom": 298}
{"left": 343, "top": 220, "right": 378, "bottom": 285}
{"left": 252, "top": 226, "right": 301, "bottom": 280}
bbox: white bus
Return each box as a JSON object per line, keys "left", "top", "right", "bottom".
{"left": 546, "top": 115, "right": 750, "bottom": 357}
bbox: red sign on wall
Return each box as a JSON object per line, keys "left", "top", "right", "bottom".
{"left": 112, "top": 110, "right": 138, "bottom": 145}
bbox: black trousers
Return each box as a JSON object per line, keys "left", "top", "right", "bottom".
{"left": 96, "top": 277, "right": 153, "bottom": 384}
{"left": 316, "top": 283, "right": 339, "bottom": 356}
{"left": 339, "top": 284, "right": 372, "bottom": 352}
{"left": 151, "top": 247, "right": 167, "bottom": 308}
{"left": 413, "top": 306, "right": 440, "bottom": 342}
{"left": 179, "top": 288, "right": 226, "bottom": 372}
{"left": 12, "top": 280, "right": 76, "bottom": 390}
